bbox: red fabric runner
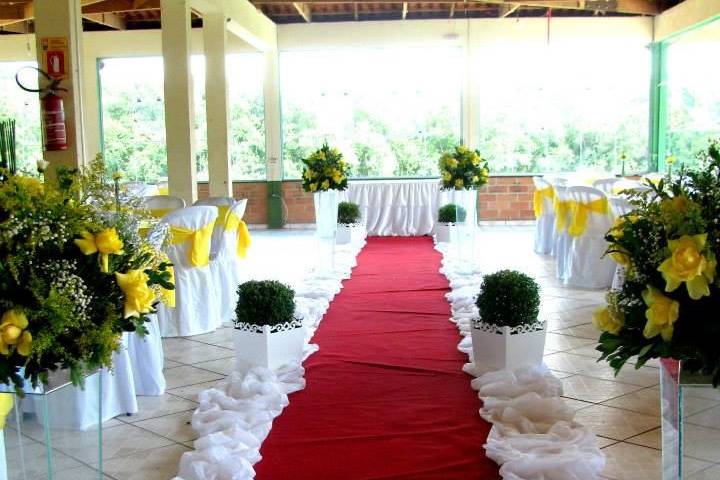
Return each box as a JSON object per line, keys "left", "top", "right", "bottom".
{"left": 255, "top": 237, "right": 499, "bottom": 480}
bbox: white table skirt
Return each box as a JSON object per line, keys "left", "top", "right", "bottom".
{"left": 342, "top": 179, "right": 440, "bottom": 236}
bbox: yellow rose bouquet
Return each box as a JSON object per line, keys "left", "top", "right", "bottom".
{"left": 595, "top": 139, "right": 720, "bottom": 384}
{"left": 0, "top": 156, "right": 173, "bottom": 392}
{"left": 301, "top": 143, "right": 349, "bottom": 193}
{"left": 439, "top": 145, "right": 490, "bottom": 191}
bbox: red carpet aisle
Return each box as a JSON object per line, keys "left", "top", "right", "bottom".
{"left": 256, "top": 237, "right": 499, "bottom": 480}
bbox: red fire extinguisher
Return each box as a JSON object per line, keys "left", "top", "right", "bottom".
{"left": 16, "top": 67, "right": 68, "bottom": 151}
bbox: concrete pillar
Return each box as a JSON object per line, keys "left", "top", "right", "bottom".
{"left": 34, "top": 0, "right": 86, "bottom": 175}
{"left": 462, "top": 29, "right": 477, "bottom": 150}
{"left": 264, "top": 50, "right": 282, "bottom": 181}
{"left": 204, "top": 10, "right": 232, "bottom": 198}
{"left": 161, "top": 0, "right": 197, "bottom": 204}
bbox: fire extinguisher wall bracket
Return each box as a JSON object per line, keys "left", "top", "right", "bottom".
{"left": 15, "top": 66, "right": 69, "bottom": 152}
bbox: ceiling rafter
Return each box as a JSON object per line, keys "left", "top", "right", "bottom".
{"left": 292, "top": 2, "right": 312, "bottom": 21}
{"left": 83, "top": 11, "right": 126, "bottom": 29}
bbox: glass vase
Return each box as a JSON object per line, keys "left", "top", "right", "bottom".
{"left": 660, "top": 359, "right": 720, "bottom": 480}
{"left": 0, "top": 370, "right": 104, "bottom": 479}
{"left": 450, "top": 188, "right": 478, "bottom": 273}
{"left": 313, "top": 190, "right": 340, "bottom": 275}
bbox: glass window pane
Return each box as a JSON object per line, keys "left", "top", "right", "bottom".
{"left": 0, "top": 61, "right": 43, "bottom": 174}
{"left": 280, "top": 48, "right": 462, "bottom": 179}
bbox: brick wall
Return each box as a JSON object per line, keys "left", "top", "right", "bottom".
{"left": 197, "top": 175, "right": 535, "bottom": 225}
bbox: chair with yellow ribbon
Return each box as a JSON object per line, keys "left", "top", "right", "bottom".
{"left": 552, "top": 185, "right": 573, "bottom": 281}
{"left": 194, "top": 196, "right": 238, "bottom": 259}
{"left": 532, "top": 177, "right": 556, "bottom": 254}
{"left": 564, "top": 186, "right": 615, "bottom": 289}
{"left": 210, "top": 200, "right": 251, "bottom": 325}
{"left": 592, "top": 178, "right": 620, "bottom": 195}
{"left": 156, "top": 206, "right": 221, "bottom": 337}
{"left": 142, "top": 194, "right": 186, "bottom": 219}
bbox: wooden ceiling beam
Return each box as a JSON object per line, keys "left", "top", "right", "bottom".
{"left": 353, "top": 1, "right": 359, "bottom": 19}
{"left": 83, "top": 12, "right": 127, "bottom": 29}
{"left": 82, "top": 0, "right": 160, "bottom": 15}
{"left": 473, "top": 0, "right": 661, "bottom": 15}
{"left": 449, "top": 2, "right": 455, "bottom": 17}
{"left": 401, "top": 1, "right": 407, "bottom": 19}
{"left": 499, "top": 3, "right": 520, "bottom": 16}
{"left": 292, "top": 2, "right": 312, "bottom": 21}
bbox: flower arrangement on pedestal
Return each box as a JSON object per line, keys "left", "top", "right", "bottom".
{"left": 0, "top": 155, "right": 174, "bottom": 391}
{"left": 301, "top": 143, "right": 349, "bottom": 193}
{"left": 595, "top": 139, "right": 720, "bottom": 383}
{"left": 438, "top": 145, "right": 489, "bottom": 191}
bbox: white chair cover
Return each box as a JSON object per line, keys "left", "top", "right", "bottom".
{"left": 609, "top": 196, "right": 634, "bottom": 291}
{"left": 26, "top": 333, "right": 138, "bottom": 431}
{"left": 592, "top": 178, "right": 620, "bottom": 194}
{"left": 564, "top": 186, "right": 615, "bottom": 289}
{"left": 194, "top": 196, "right": 238, "bottom": 259}
{"left": 210, "top": 200, "right": 248, "bottom": 326}
{"left": 613, "top": 179, "right": 651, "bottom": 195}
{"left": 532, "top": 177, "right": 555, "bottom": 255}
{"left": 157, "top": 206, "right": 221, "bottom": 337}
{"left": 553, "top": 185, "right": 571, "bottom": 281}
{"left": 126, "top": 314, "right": 166, "bottom": 396}
{"left": 142, "top": 195, "right": 186, "bottom": 212}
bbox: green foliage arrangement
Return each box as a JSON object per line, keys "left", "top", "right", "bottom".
{"left": 439, "top": 145, "right": 489, "bottom": 191}
{"left": 337, "top": 202, "right": 361, "bottom": 225}
{"left": 476, "top": 270, "right": 541, "bottom": 328}
{"left": 301, "top": 143, "right": 349, "bottom": 193}
{"left": 438, "top": 204, "right": 467, "bottom": 224}
{"left": 0, "top": 119, "right": 16, "bottom": 176}
{"left": 595, "top": 139, "right": 720, "bottom": 384}
{"left": 235, "top": 280, "right": 296, "bottom": 328}
{"left": 0, "top": 154, "right": 174, "bottom": 392}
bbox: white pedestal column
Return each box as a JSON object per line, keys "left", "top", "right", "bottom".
{"left": 161, "top": 0, "right": 197, "bottom": 205}
{"left": 264, "top": 50, "right": 282, "bottom": 181}
{"left": 204, "top": 10, "right": 232, "bottom": 198}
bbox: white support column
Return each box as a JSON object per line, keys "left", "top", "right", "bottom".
{"left": 264, "top": 50, "right": 282, "bottom": 181}
{"left": 204, "top": 10, "right": 232, "bottom": 197}
{"left": 34, "top": 0, "right": 86, "bottom": 175}
{"left": 462, "top": 28, "right": 477, "bottom": 150}
{"left": 161, "top": 0, "right": 197, "bottom": 204}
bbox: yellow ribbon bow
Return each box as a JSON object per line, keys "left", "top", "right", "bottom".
{"left": 149, "top": 208, "right": 172, "bottom": 219}
{"left": 568, "top": 197, "right": 610, "bottom": 237}
{"left": 224, "top": 212, "right": 252, "bottom": 259}
{"left": 533, "top": 186, "right": 555, "bottom": 218}
{"left": 553, "top": 197, "right": 572, "bottom": 233}
{"left": 0, "top": 393, "right": 13, "bottom": 429}
{"left": 170, "top": 222, "right": 214, "bottom": 267}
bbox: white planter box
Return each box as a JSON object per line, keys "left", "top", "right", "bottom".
{"left": 337, "top": 224, "right": 366, "bottom": 245}
{"left": 233, "top": 320, "right": 306, "bottom": 370}
{"left": 435, "top": 223, "right": 453, "bottom": 243}
{"left": 471, "top": 321, "right": 547, "bottom": 371}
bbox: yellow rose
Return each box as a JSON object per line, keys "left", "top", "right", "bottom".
{"left": 447, "top": 157, "right": 459, "bottom": 169}
{"left": 457, "top": 146, "right": 468, "bottom": 154}
{"left": 592, "top": 306, "right": 624, "bottom": 335}
{"left": 115, "top": 270, "right": 155, "bottom": 319}
{"left": 331, "top": 169, "right": 343, "bottom": 184}
{"left": 14, "top": 177, "right": 43, "bottom": 197}
{"left": 112, "top": 171, "right": 124, "bottom": 181}
{"left": 641, "top": 286, "right": 680, "bottom": 341}
{"left": 660, "top": 195, "right": 692, "bottom": 221}
{"left": 610, "top": 247, "right": 632, "bottom": 268}
{"left": 454, "top": 178, "right": 464, "bottom": 189}
{"left": 321, "top": 179, "right": 330, "bottom": 191}
{"left": 0, "top": 310, "right": 32, "bottom": 357}
{"left": 442, "top": 172, "right": 452, "bottom": 182}
{"left": 159, "top": 266, "right": 175, "bottom": 309}
{"left": 75, "top": 228, "right": 124, "bottom": 273}
{"left": 471, "top": 154, "right": 480, "bottom": 166}
{"left": 303, "top": 169, "right": 314, "bottom": 180}
{"left": 658, "top": 234, "right": 716, "bottom": 300}
{"left": 309, "top": 182, "right": 318, "bottom": 192}
{"left": 472, "top": 175, "right": 479, "bottom": 184}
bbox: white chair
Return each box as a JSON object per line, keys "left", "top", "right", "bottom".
{"left": 142, "top": 195, "right": 186, "bottom": 219}
{"left": 532, "top": 177, "right": 555, "bottom": 255}
{"left": 564, "top": 186, "right": 615, "bottom": 289}
{"left": 210, "top": 200, "right": 250, "bottom": 326}
{"left": 592, "top": 178, "right": 620, "bottom": 195}
{"left": 157, "top": 206, "right": 221, "bottom": 337}
{"left": 194, "top": 196, "right": 238, "bottom": 259}
{"left": 609, "top": 196, "right": 634, "bottom": 291}
{"left": 612, "top": 179, "right": 652, "bottom": 195}
{"left": 126, "top": 314, "right": 166, "bottom": 396}
{"left": 553, "top": 185, "right": 572, "bottom": 281}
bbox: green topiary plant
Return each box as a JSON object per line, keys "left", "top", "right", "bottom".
{"left": 337, "top": 201, "right": 361, "bottom": 225}
{"left": 476, "top": 270, "right": 540, "bottom": 328}
{"left": 438, "top": 204, "right": 467, "bottom": 223}
{"left": 235, "top": 280, "right": 295, "bottom": 328}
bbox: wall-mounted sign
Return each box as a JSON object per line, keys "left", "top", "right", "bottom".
{"left": 40, "top": 37, "right": 68, "bottom": 80}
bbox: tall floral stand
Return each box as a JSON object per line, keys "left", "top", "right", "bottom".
{"left": 450, "top": 188, "right": 478, "bottom": 273}
{"left": 660, "top": 359, "right": 720, "bottom": 479}
{"left": 0, "top": 371, "right": 104, "bottom": 479}
{"left": 314, "top": 190, "right": 340, "bottom": 275}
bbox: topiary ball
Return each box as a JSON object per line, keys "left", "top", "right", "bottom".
{"left": 235, "top": 280, "right": 295, "bottom": 328}
{"left": 476, "top": 270, "right": 540, "bottom": 328}
{"left": 337, "top": 201, "right": 361, "bottom": 225}
{"left": 438, "top": 204, "right": 467, "bottom": 223}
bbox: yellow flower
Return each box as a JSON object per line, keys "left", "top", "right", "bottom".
{"left": 592, "top": 306, "right": 624, "bottom": 335}
{"left": 112, "top": 171, "right": 124, "bottom": 181}
{"left": 610, "top": 247, "right": 632, "bottom": 269}
{"left": 447, "top": 157, "right": 459, "bottom": 169}
{"left": 0, "top": 309, "right": 32, "bottom": 357}
{"left": 660, "top": 195, "right": 692, "bottom": 220}
{"left": 75, "top": 228, "right": 124, "bottom": 273}
{"left": 309, "top": 182, "right": 318, "bottom": 192}
{"left": 442, "top": 171, "right": 452, "bottom": 182}
{"left": 472, "top": 175, "right": 479, "bottom": 184}
{"left": 15, "top": 177, "right": 43, "bottom": 197}
{"left": 331, "top": 169, "right": 344, "bottom": 184}
{"left": 658, "top": 234, "right": 716, "bottom": 300}
{"left": 457, "top": 146, "right": 468, "bottom": 154}
{"left": 115, "top": 270, "right": 155, "bottom": 319}
{"left": 642, "top": 286, "right": 679, "bottom": 341}
{"left": 471, "top": 154, "right": 480, "bottom": 166}
{"left": 666, "top": 155, "right": 677, "bottom": 165}
{"left": 159, "top": 266, "right": 175, "bottom": 308}
{"left": 481, "top": 167, "right": 489, "bottom": 176}
{"left": 303, "top": 169, "right": 314, "bottom": 180}
{"left": 454, "top": 178, "right": 464, "bottom": 189}
{"left": 321, "top": 179, "right": 330, "bottom": 191}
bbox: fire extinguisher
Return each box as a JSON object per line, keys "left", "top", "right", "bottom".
{"left": 16, "top": 67, "right": 68, "bottom": 151}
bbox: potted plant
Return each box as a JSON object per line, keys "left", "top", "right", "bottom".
{"left": 471, "top": 270, "right": 545, "bottom": 371}
{"left": 336, "top": 201, "right": 364, "bottom": 245}
{"left": 435, "top": 203, "right": 467, "bottom": 243}
{"left": 233, "top": 280, "right": 305, "bottom": 370}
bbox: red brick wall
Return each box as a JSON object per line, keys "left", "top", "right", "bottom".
{"left": 197, "top": 175, "right": 535, "bottom": 225}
